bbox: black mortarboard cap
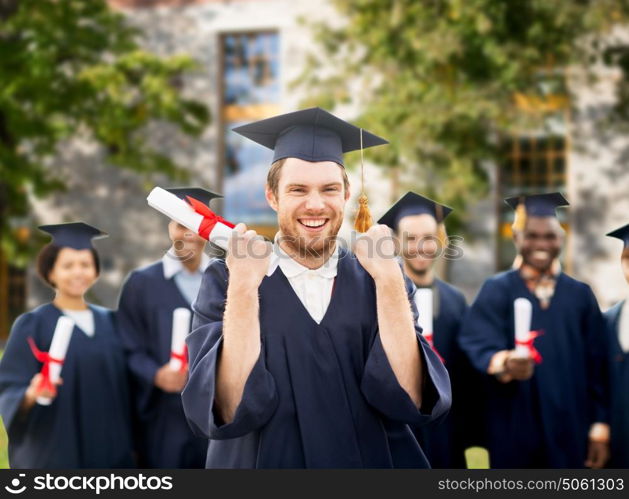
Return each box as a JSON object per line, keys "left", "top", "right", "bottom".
{"left": 165, "top": 187, "right": 222, "bottom": 205}
{"left": 231, "top": 107, "right": 388, "bottom": 166}
{"left": 607, "top": 223, "right": 629, "bottom": 248}
{"left": 378, "top": 192, "right": 453, "bottom": 230}
{"left": 39, "top": 222, "right": 107, "bottom": 250}
{"left": 504, "top": 192, "right": 569, "bottom": 217}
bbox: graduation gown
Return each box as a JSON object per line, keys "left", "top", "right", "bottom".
{"left": 603, "top": 301, "right": 629, "bottom": 468}
{"left": 117, "top": 262, "right": 207, "bottom": 468}
{"left": 0, "top": 303, "right": 134, "bottom": 469}
{"left": 412, "top": 279, "right": 484, "bottom": 468}
{"left": 182, "top": 248, "right": 451, "bottom": 469}
{"left": 459, "top": 270, "right": 609, "bottom": 468}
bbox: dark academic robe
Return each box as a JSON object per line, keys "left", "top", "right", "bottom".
{"left": 0, "top": 303, "right": 134, "bottom": 469}
{"left": 459, "top": 270, "right": 609, "bottom": 469}
{"left": 603, "top": 301, "right": 629, "bottom": 468}
{"left": 182, "top": 248, "right": 451, "bottom": 469}
{"left": 412, "top": 278, "right": 484, "bottom": 468}
{"left": 117, "top": 261, "right": 207, "bottom": 468}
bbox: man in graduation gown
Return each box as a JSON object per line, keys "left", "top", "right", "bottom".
{"left": 459, "top": 193, "right": 610, "bottom": 468}
{"left": 603, "top": 224, "right": 629, "bottom": 468}
{"left": 379, "top": 192, "right": 484, "bottom": 468}
{"left": 182, "top": 107, "right": 451, "bottom": 468}
{"left": 117, "top": 188, "right": 220, "bottom": 468}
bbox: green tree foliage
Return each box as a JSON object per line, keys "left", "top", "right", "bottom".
{"left": 0, "top": 0, "right": 210, "bottom": 263}
{"left": 297, "top": 0, "right": 629, "bottom": 228}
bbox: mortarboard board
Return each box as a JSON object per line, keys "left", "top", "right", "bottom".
{"left": 607, "top": 223, "right": 629, "bottom": 248}
{"left": 378, "top": 191, "right": 453, "bottom": 231}
{"left": 504, "top": 192, "right": 569, "bottom": 231}
{"left": 39, "top": 222, "right": 107, "bottom": 250}
{"left": 232, "top": 107, "right": 388, "bottom": 166}
{"left": 165, "top": 187, "right": 222, "bottom": 206}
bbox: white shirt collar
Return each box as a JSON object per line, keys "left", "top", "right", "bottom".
{"left": 162, "top": 251, "right": 210, "bottom": 279}
{"left": 274, "top": 235, "right": 339, "bottom": 279}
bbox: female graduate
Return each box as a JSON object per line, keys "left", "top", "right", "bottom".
{"left": 0, "top": 222, "right": 134, "bottom": 468}
{"left": 604, "top": 224, "right": 629, "bottom": 468}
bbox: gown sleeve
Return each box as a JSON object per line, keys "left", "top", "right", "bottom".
{"left": 458, "top": 278, "right": 511, "bottom": 373}
{"left": 360, "top": 273, "right": 452, "bottom": 426}
{"left": 581, "top": 284, "right": 610, "bottom": 425}
{"left": 0, "top": 312, "right": 42, "bottom": 434}
{"left": 116, "top": 272, "right": 162, "bottom": 387}
{"left": 182, "top": 259, "right": 278, "bottom": 440}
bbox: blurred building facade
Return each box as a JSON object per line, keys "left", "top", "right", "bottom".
{"left": 2, "top": 0, "right": 628, "bottom": 338}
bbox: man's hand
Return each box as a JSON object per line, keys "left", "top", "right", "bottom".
{"left": 226, "top": 223, "right": 271, "bottom": 290}
{"left": 504, "top": 351, "right": 535, "bottom": 381}
{"left": 154, "top": 364, "right": 188, "bottom": 393}
{"left": 353, "top": 224, "right": 400, "bottom": 281}
{"left": 585, "top": 440, "right": 609, "bottom": 469}
{"left": 21, "top": 373, "right": 63, "bottom": 413}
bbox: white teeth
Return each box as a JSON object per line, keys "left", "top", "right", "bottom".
{"left": 533, "top": 251, "right": 549, "bottom": 258}
{"left": 301, "top": 219, "right": 326, "bottom": 228}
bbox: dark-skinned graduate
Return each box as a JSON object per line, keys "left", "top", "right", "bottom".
{"left": 603, "top": 223, "right": 629, "bottom": 468}
{"left": 181, "top": 107, "right": 451, "bottom": 468}
{"left": 459, "top": 193, "right": 610, "bottom": 469}
{"left": 0, "top": 223, "right": 134, "bottom": 468}
{"left": 379, "top": 192, "right": 484, "bottom": 468}
{"left": 117, "top": 188, "right": 221, "bottom": 468}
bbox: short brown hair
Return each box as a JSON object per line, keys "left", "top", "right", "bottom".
{"left": 36, "top": 243, "right": 100, "bottom": 288}
{"left": 266, "top": 158, "right": 350, "bottom": 197}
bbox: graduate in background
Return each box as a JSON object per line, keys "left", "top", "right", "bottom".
{"left": 379, "top": 192, "right": 483, "bottom": 468}
{"left": 182, "top": 108, "right": 451, "bottom": 468}
{"left": 117, "top": 188, "right": 220, "bottom": 468}
{"left": 603, "top": 224, "right": 629, "bottom": 468}
{"left": 0, "top": 223, "right": 134, "bottom": 468}
{"left": 459, "top": 193, "right": 610, "bottom": 468}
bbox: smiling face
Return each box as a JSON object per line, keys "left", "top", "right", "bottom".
{"left": 266, "top": 157, "right": 350, "bottom": 254}
{"left": 514, "top": 216, "right": 564, "bottom": 272}
{"left": 168, "top": 220, "right": 206, "bottom": 262}
{"left": 397, "top": 214, "right": 440, "bottom": 276}
{"left": 47, "top": 248, "right": 98, "bottom": 298}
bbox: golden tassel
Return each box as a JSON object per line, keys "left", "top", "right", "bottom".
{"left": 512, "top": 196, "right": 527, "bottom": 232}
{"left": 355, "top": 194, "right": 373, "bottom": 233}
{"left": 435, "top": 204, "right": 447, "bottom": 248}
{"left": 437, "top": 223, "right": 448, "bottom": 249}
{"left": 354, "top": 128, "right": 373, "bottom": 233}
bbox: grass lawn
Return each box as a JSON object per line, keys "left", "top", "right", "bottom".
{"left": 0, "top": 424, "right": 7, "bottom": 469}
{"left": 466, "top": 446, "right": 490, "bottom": 469}
{"left": 0, "top": 349, "right": 6, "bottom": 468}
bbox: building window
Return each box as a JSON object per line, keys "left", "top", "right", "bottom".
{"left": 497, "top": 134, "right": 568, "bottom": 270}
{"left": 220, "top": 31, "right": 280, "bottom": 233}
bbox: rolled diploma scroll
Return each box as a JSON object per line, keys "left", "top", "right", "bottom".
{"left": 414, "top": 288, "right": 434, "bottom": 346}
{"left": 169, "top": 308, "right": 191, "bottom": 371}
{"left": 147, "top": 187, "right": 279, "bottom": 277}
{"left": 513, "top": 297, "right": 533, "bottom": 358}
{"left": 37, "top": 316, "right": 75, "bottom": 406}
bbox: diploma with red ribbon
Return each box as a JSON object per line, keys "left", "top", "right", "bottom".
{"left": 28, "top": 315, "right": 75, "bottom": 405}
{"left": 513, "top": 297, "right": 543, "bottom": 363}
{"left": 147, "top": 187, "right": 279, "bottom": 276}
{"left": 169, "top": 308, "right": 191, "bottom": 372}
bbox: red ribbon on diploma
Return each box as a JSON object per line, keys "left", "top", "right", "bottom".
{"left": 27, "top": 337, "right": 63, "bottom": 392}
{"left": 170, "top": 344, "right": 189, "bottom": 372}
{"left": 422, "top": 331, "right": 445, "bottom": 364}
{"left": 515, "top": 330, "right": 544, "bottom": 364}
{"left": 186, "top": 195, "right": 235, "bottom": 240}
